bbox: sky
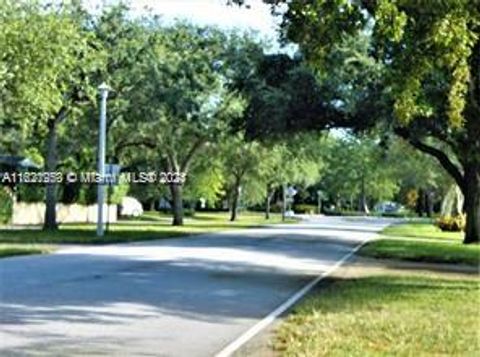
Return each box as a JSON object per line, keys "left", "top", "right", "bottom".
{"left": 82, "top": 0, "right": 286, "bottom": 50}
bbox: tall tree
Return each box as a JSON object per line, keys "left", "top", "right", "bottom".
{"left": 321, "top": 135, "right": 398, "bottom": 212}
{"left": 124, "top": 24, "right": 250, "bottom": 225}
{"left": 220, "top": 134, "right": 270, "bottom": 221}
{"left": 1, "top": 1, "right": 104, "bottom": 229}
{"left": 265, "top": 134, "right": 324, "bottom": 219}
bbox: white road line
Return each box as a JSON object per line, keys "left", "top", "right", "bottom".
{"left": 214, "top": 238, "right": 372, "bottom": 357}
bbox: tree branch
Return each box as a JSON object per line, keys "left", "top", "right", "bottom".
{"left": 114, "top": 139, "right": 157, "bottom": 158}
{"left": 180, "top": 137, "right": 206, "bottom": 173}
{"left": 394, "top": 127, "right": 465, "bottom": 189}
{"left": 53, "top": 106, "right": 69, "bottom": 125}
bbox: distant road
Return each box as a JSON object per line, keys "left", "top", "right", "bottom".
{"left": 0, "top": 216, "right": 392, "bottom": 356}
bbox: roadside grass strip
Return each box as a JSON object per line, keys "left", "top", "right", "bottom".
{"left": 0, "top": 211, "right": 297, "bottom": 247}
{"left": 359, "top": 238, "right": 480, "bottom": 266}
{"left": 275, "top": 274, "right": 480, "bottom": 356}
{"left": 0, "top": 244, "right": 53, "bottom": 258}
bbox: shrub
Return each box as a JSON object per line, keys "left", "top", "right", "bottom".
{"left": 0, "top": 187, "right": 13, "bottom": 224}
{"left": 248, "top": 204, "right": 282, "bottom": 213}
{"left": 78, "top": 185, "right": 97, "bottom": 205}
{"left": 294, "top": 204, "right": 317, "bottom": 214}
{"left": 269, "top": 204, "right": 283, "bottom": 213}
{"left": 405, "top": 189, "right": 419, "bottom": 209}
{"left": 436, "top": 214, "right": 466, "bottom": 232}
{"left": 110, "top": 183, "right": 129, "bottom": 205}
{"left": 324, "top": 209, "right": 368, "bottom": 216}
{"left": 379, "top": 210, "right": 416, "bottom": 218}
{"left": 184, "top": 208, "right": 195, "bottom": 217}
{"left": 16, "top": 184, "right": 44, "bottom": 202}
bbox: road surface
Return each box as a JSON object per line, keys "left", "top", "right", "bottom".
{"left": 0, "top": 216, "right": 392, "bottom": 356}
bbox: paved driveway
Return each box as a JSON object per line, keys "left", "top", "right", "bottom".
{"left": 0, "top": 216, "right": 392, "bottom": 356}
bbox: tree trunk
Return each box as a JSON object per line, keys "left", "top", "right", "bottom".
{"left": 170, "top": 184, "right": 184, "bottom": 226}
{"left": 416, "top": 189, "right": 425, "bottom": 217}
{"left": 462, "top": 166, "right": 480, "bottom": 244}
{"left": 335, "top": 197, "right": 341, "bottom": 212}
{"left": 426, "top": 190, "right": 434, "bottom": 218}
{"left": 281, "top": 183, "right": 287, "bottom": 221}
{"left": 230, "top": 181, "right": 240, "bottom": 222}
{"left": 357, "top": 175, "right": 368, "bottom": 213}
{"left": 265, "top": 183, "right": 272, "bottom": 220}
{"left": 317, "top": 198, "right": 322, "bottom": 214}
{"left": 44, "top": 120, "right": 58, "bottom": 230}
{"left": 358, "top": 196, "right": 369, "bottom": 214}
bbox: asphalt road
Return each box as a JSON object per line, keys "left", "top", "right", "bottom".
{"left": 0, "top": 216, "right": 391, "bottom": 356}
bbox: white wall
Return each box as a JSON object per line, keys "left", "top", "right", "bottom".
{"left": 12, "top": 202, "right": 117, "bottom": 225}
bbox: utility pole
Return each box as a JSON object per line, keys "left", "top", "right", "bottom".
{"left": 97, "top": 83, "right": 110, "bottom": 237}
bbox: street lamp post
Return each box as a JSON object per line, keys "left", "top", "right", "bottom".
{"left": 97, "top": 82, "right": 110, "bottom": 237}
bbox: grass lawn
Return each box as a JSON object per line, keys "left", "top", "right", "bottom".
{"left": 0, "top": 244, "right": 53, "bottom": 258}
{"left": 275, "top": 221, "right": 479, "bottom": 356}
{"left": 382, "top": 222, "right": 463, "bottom": 241}
{"left": 275, "top": 274, "right": 480, "bottom": 356}
{"left": 360, "top": 239, "right": 480, "bottom": 266}
{"left": 360, "top": 222, "right": 480, "bottom": 266}
{"left": 0, "top": 211, "right": 295, "bottom": 247}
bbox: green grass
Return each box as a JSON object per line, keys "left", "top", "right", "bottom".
{"left": 360, "top": 239, "right": 480, "bottom": 266}
{"left": 275, "top": 275, "right": 480, "bottom": 356}
{"left": 0, "top": 211, "right": 296, "bottom": 246}
{"left": 382, "top": 222, "right": 463, "bottom": 241}
{"left": 276, "top": 221, "right": 479, "bottom": 355}
{"left": 360, "top": 222, "right": 479, "bottom": 266}
{"left": 0, "top": 244, "right": 53, "bottom": 258}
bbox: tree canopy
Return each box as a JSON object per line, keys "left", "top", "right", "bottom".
{"left": 234, "top": 0, "right": 479, "bottom": 243}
